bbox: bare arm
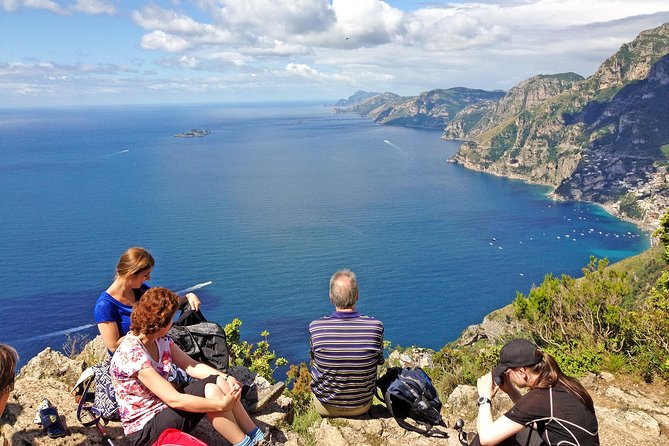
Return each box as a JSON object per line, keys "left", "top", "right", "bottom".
{"left": 179, "top": 293, "right": 201, "bottom": 311}
{"left": 137, "top": 366, "right": 239, "bottom": 413}
{"left": 97, "top": 322, "right": 123, "bottom": 353}
{"left": 476, "top": 372, "right": 525, "bottom": 445}
{"left": 171, "top": 342, "right": 241, "bottom": 391}
{"left": 476, "top": 411, "right": 525, "bottom": 446}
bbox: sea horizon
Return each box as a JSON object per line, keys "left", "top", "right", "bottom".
{"left": 0, "top": 102, "right": 649, "bottom": 367}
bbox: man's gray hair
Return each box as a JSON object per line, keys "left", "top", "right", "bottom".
{"left": 329, "top": 269, "right": 359, "bottom": 309}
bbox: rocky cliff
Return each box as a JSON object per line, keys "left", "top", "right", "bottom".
{"left": 447, "top": 22, "right": 669, "bottom": 230}
{"left": 333, "top": 88, "right": 504, "bottom": 129}
{"left": 2, "top": 331, "right": 669, "bottom": 446}
{"left": 443, "top": 73, "right": 583, "bottom": 140}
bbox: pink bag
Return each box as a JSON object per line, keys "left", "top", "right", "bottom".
{"left": 151, "top": 428, "right": 208, "bottom": 446}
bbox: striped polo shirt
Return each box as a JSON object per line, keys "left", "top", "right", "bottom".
{"left": 309, "top": 311, "right": 384, "bottom": 408}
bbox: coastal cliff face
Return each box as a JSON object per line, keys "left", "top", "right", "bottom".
{"left": 332, "top": 24, "right": 669, "bottom": 229}
{"left": 447, "top": 22, "right": 669, "bottom": 229}
{"left": 443, "top": 73, "right": 583, "bottom": 141}
{"left": 333, "top": 88, "right": 504, "bottom": 129}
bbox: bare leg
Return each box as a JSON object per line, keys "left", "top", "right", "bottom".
{"left": 204, "top": 380, "right": 247, "bottom": 444}
{"left": 214, "top": 376, "right": 257, "bottom": 434}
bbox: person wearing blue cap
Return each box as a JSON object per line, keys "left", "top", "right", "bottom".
{"left": 472, "top": 338, "right": 600, "bottom": 446}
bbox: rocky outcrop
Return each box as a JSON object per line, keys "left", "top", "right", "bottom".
{"left": 0, "top": 341, "right": 295, "bottom": 446}
{"left": 443, "top": 73, "right": 583, "bottom": 140}
{"left": 333, "top": 88, "right": 504, "bottom": 130}
{"left": 3, "top": 336, "right": 669, "bottom": 446}
{"left": 448, "top": 22, "right": 669, "bottom": 230}
{"left": 554, "top": 53, "right": 669, "bottom": 226}
{"left": 332, "top": 92, "right": 405, "bottom": 117}
{"left": 333, "top": 91, "right": 380, "bottom": 108}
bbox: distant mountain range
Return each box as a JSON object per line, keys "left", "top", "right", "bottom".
{"left": 335, "top": 22, "right": 669, "bottom": 229}
{"left": 333, "top": 88, "right": 504, "bottom": 129}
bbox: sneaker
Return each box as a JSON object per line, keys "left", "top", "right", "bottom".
{"left": 245, "top": 381, "right": 286, "bottom": 413}
{"left": 254, "top": 428, "right": 274, "bottom": 446}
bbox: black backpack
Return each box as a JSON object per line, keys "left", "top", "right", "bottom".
{"left": 168, "top": 306, "right": 230, "bottom": 371}
{"left": 376, "top": 367, "right": 447, "bottom": 436}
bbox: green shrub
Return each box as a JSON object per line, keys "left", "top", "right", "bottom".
{"left": 429, "top": 343, "right": 500, "bottom": 396}
{"left": 285, "top": 362, "right": 319, "bottom": 443}
{"left": 542, "top": 341, "right": 603, "bottom": 376}
{"left": 512, "top": 209, "right": 669, "bottom": 383}
{"left": 224, "top": 318, "right": 287, "bottom": 383}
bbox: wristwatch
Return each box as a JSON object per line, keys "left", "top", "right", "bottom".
{"left": 477, "top": 396, "right": 492, "bottom": 407}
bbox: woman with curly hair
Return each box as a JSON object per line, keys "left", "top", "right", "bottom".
{"left": 110, "top": 287, "right": 268, "bottom": 446}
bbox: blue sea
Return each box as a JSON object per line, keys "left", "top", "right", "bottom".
{"left": 0, "top": 102, "right": 649, "bottom": 369}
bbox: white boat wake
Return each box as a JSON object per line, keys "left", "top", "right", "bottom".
{"left": 80, "top": 149, "right": 130, "bottom": 163}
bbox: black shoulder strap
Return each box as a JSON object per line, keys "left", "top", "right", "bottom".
{"left": 174, "top": 307, "right": 208, "bottom": 326}
{"left": 384, "top": 389, "right": 434, "bottom": 436}
{"left": 76, "top": 377, "right": 102, "bottom": 428}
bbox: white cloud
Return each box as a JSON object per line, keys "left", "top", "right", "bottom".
{"left": 2, "top": 0, "right": 115, "bottom": 14}
{"left": 197, "top": 0, "right": 336, "bottom": 35}
{"left": 285, "top": 63, "right": 322, "bottom": 79}
{"left": 3, "top": 0, "right": 669, "bottom": 106}
{"left": 10, "top": 0, "right": 68, "bottom": 14}
{"left": 141, "top": 30, "right": 192, "bottom": 53}
{"left": 132, "top": 4, "right": 235, "bottom": 51}
{"left": 282, "top": 62, "right": 357, "bottom": 85}
{"left": 330, "top": 0, "right": 404, "bottom": 45}
{"left": 72, "top": 0, "right": 115, "bottom": 15}
{"left": 178, "top": 56, "right": 200, "bottom": 69}
{"left": 241, "top": 40, "right": 311, "bottom": 57}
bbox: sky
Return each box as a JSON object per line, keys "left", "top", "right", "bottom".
{"left": 2, "top": 0, "right": 669, "bottom": 107}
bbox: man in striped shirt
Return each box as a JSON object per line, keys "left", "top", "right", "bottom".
{"left": 309, "top": 269, "right": 384, "bottom": 417}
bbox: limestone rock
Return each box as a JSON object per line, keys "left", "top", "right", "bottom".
{"left": 2, "top": 347, "right": 291, "bottom": 446}
{"left": 4, "top": 342, "right": 669, "bottom": 446}
{"left": 388, "top": 349, "right": 434, "bottom": 369}
{"left": 596, "top": 407, "right": 664, "bottom": 444}
{"left": 18, "top": 348, "right": 84, "bottom": 388}
{"left": 603, "top": 386, "right": 669, "bottom": 416}
{"left": 75, "top": 336, "right": 108, "bottom": 367}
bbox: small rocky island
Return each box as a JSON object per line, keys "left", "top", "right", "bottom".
{"left": 174, "top": 129, "right": 211, "bottom": 138}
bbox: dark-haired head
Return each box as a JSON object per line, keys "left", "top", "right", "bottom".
{"left": 0, "top": 344, "right": 17, "bottom": 395}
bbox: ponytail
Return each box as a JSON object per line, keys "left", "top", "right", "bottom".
{"left": 528, "top": 351, "right": 595, "bottom": 412}
{"left": 115, "top": 247, "right": 154, "bottom": 279}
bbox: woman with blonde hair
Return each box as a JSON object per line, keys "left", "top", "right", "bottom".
{"left": 94, "top": 247, "right": 201, "bottom": 353}
{"left": 474, "top": 339, "right": 599, "bottom": 446}
{"left": 110, "top": 287, "right": 268, "bottom": 446}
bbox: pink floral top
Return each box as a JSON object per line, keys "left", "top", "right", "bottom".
{"left": 110, "top": 333, "right": 173, "bottom": 435}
